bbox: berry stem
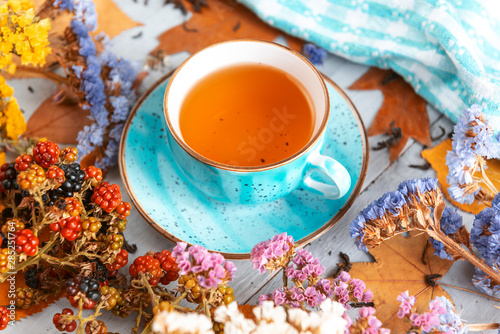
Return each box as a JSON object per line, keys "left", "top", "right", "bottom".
{"left": 140, "top": 272, "right": 158, "bottom": 307}
{"left": 139, "top": 320, "right": 153, "bottom": 334}
{"left": 132, "top": 304, "right": 143, "bottom": 334}
{"left": 0, "top": 233, "right": 58, "bottom": 283}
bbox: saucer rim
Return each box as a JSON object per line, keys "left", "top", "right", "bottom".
{"left": 119, "top": 71, "right": 369, "bottom": 259}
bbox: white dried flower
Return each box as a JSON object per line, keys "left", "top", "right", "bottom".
{"left": 152, "top": 311, "right": 214, "bottom": 334}
{"left": 253, "top": 301, "right": 287, "bottom": 324}
{"left": 287, "top": 299, "right": 347, "bottom": 334}
{"left": 215, "top": 302, "right": 256, "bottom": 334}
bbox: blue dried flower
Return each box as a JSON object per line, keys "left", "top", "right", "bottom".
{"left": 350, "top": 214, "right": 368, "bottom": 252}
{"left": 434, "top": 296, "right": 469, "bottom": 333}
{"left": 470, "top": 206, "right": 500, "bottom": 266}
{"left": 430, "top": 207, "right": 463, "bottom": 260}
{"left": 53, "top": 0, "right": 75, "bottom": 11}
{"left": 302, "top": 43, "right": 328, "bottom": 66}
{"left": 446, "top": 105, "right": 500, "bottom": 204}
{"left": 472, "top": 267, "right": 500, "bottom": 296}
{"left": 398, "top": 177, "right": 438, "bottom": 197}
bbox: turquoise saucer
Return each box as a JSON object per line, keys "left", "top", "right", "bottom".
{"left": 119, "top": 72, "right": 368, "bottom": 259}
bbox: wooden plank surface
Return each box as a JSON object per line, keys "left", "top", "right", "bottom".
{"left": 5, "top": 1, "right": 499, "bottom": 333}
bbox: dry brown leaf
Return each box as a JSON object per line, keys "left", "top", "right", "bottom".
{"left": 0, "top": 272, "right": 64, "bottom": 320}
{"left": 93, "top": 0, "right": 142, "bottom": 39}
{"left": 238, "top": 304, "right": 255, "bottom": 320}
{"left": 153, "top": 0, "right": 303, "bottom": 55}
{"left": 348, "top": 68, "right": 431, "bottom": 163}
{"left": 25, "top": 96, "right": 92, "bottom": 144}
{"left": 422, "top": 139, "right": 500, "bottom": 214}
{"left": 348, "top": 231, "right": 453, "bottom": 333}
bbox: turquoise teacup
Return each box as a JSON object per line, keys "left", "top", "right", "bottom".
{"left": 163, "top": 40, "right": 351, "bottom": 205}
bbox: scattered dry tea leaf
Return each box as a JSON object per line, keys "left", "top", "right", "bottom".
{"left": 422, "top": 139, "right": 500, "bottom": 214}
{"left": 153, "top": 0, "right": 303, "bottom": 55}
{"left": 0, "top": 272, "right": 64, "bottom": 320}
{"left": 93, "top": 0, "right": 142, "bottom": 39}
{"left": 348, "top": 68, "right": 431, "bottom": 163}
{"left": 348, "top": 231, "right": 453, "bottom": 333}
{"left": 25, "top": 96, "right": 92, "bottom": 144}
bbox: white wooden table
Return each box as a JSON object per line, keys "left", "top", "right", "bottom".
{"left": 6, "top": 1, "right": 499, "bottom": 332}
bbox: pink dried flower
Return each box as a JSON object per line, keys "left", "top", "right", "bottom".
{"left": 172, "top": 242, "right": 236, "bottom": 289}
{"left": 251, "top": 233, "right": 295, "bottom": 273}
{"left": 397, "top": 290, "right": 416, "bottom": 318}
{"left": 332, "top": 271, "right": 373, "bottom": 309}
{"left": 285, "top": 248, "right": 325, "bottom": 284}
{"left": 316, "top": 278, "right": 334, "bottom": 299}
{"left": 398, "top": 292, "right": 446, "bottom": 332}
{"left": 350, "top": 307, "right": 390, "bottom": 334}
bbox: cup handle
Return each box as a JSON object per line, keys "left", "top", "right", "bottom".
{"left": 302, "top": 153, "right": 351, "bottom": 200}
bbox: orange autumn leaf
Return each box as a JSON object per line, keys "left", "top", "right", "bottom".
{"left": 93, "top": 0, "right": 142, "bottom": 39}
{"left": 348, "top": 68, "right": 431, "bottom": 164}
{"left": 238, "top": 304, "right": 255, "bottom": 320}
{"left": 153, "top": 0, "right": 303, "bottom": 55}
{"left": 25, "top": 96, "right": 92, "bottom": 144}
{"left": 0, "top": 272, "right": 64, "bottom": 320}
{"left": 422, "top": 139, "right": 500, "bottom": 214}
{"left": 348, "top": 232, "right": 453, "bottom": 333}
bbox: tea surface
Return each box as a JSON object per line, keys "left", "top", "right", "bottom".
{"left": 179, "top": 63, "right": 314, "bottom": 167}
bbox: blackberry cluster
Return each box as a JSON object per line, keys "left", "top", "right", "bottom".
{"left": 55, "top": 163, "right": 86, "bottom": 198}
{"left": 25, "top": 266, "right": 40, "bottom": 289}
{"left": 66, "top": 276, "right": 101, "bottom": 309}
{"left": 0, "top": 163, "right": 18, "bottom": 192}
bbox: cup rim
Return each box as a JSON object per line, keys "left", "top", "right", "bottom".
{"left": 163, "top": 39, "right": 330, "bottom": 172}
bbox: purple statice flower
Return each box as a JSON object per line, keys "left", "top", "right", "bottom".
{"left": 302, "top": 43, "right": 328, "bottom": 66}
{"left": 430, "top": 207, "right": 463, "bottom": 260}
{"left": 172, "top": 242, "right": 236, "bottom": 289}
{"left": 285, "top": 248, "right": 325, "bottom": 283}
{"left": 251, "top": 233, "right": 295, "bottom": 273}
{"left": 472, "top": 267, "right": 500, "bottom": 296}
{"left": 53, "top": 0, "right": 75, "bottom": 11}
{"left": 446, "top": 105, "right": 500, "bottom": 204}
{"left": 315, "top": 278, "right": 333, "bottom": 299}
{"left": 434, "top": 296, "right": 469, "bottom": 334}
{"left": 470, "top": 206, "right": 500, "bottom": 266}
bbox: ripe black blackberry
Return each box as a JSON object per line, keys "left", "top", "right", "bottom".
{"left": 25, "top": 267, "right": 40, "bottom": 289}
{"left": 43, "top": 190, "right": 60, "bottom": 207}
{"left": 0, "top": 163, "right": 19, "bottom": 191}
{"left": 66, "top": 275, "right": 101, "bottom": 302}
{"left": 55, "top": 163, "right": 86, "bottom": 198}
{"left": 92, "top": 260, "right": 109, "bottom": 282}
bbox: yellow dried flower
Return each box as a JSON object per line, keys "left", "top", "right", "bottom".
{"left": 0, "top": 75, "right": 26, "bottom": 139}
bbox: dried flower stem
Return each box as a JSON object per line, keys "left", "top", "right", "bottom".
{"left": 478, "top": 160, "right": 498, "bottom": 195}
{"left": 14, "top": 65, "right": 71, "bottom": 86}
{"left": 468, "top": 323, "right": 500, "bottom": 331}
{"left": 438, "top": 282, "right": 500, "bottom": 302}
{"left": 427, "top": 229, "right": 500, "bottom": 285}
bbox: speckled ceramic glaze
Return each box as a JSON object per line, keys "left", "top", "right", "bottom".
{"left": 119, "top": 73, "right": 368, "bottom": 259}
